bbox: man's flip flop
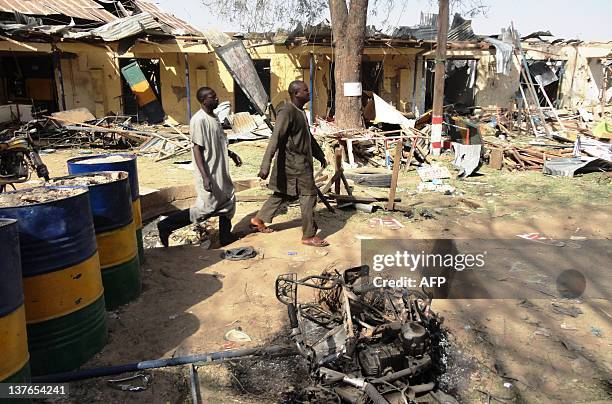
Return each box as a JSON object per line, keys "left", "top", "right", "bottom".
{"left": 301, "top": 236, "right": 329, "bottom": 247}
{"left": 250, "top": 218, "right": 274, "bottom": 233}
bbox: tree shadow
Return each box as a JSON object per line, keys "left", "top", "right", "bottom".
{"left": 232, "top": 202, "right": 358, "bottom": 241}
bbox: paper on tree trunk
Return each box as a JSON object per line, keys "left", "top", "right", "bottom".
{"left": 343, "top": 82, "right": 362, "bottom": 96}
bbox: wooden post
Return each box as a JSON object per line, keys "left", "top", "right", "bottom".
{"left": 334, "top": 146, "right": 343, "bottom": 194}
{"left": 431, "top": 0, "right": 449, "bottom": 156}
{"left": 386, "top": 140, "right": 403, "bottom": 211}
{"left": 346, "top": 139, "right": 355, "bottom": 168}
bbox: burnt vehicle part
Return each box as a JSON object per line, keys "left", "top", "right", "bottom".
{"left": 276, "top": 266, "right": 456, "bottom": 404}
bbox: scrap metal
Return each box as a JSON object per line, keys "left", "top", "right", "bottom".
{"left": 276, "top": 266, "right": 457, "bottom": 403}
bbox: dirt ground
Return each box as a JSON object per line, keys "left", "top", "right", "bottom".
{"left": 30, "top": 145, "right": 612, "bottom": 404}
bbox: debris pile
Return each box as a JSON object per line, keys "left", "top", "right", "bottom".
{"left": 0, "top": 187, "right": 84, "bottom": 207}
{"left": 276, "top": 266, "right": 456, "bottom": 403}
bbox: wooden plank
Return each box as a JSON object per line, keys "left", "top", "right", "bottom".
{"left": 386, "top": 141, "right": 403, "bottom": 211}
{"left": 320, "top": 171, "right": 342, "bottom": 194}
{"left": 489, "top": 149, "right": 504, "bottom": 170}
{"left": 340, "top": 173, "right": 353, "bottom": 196}
{"left": 236, "top": 195, "right": 269, "bottom": 202}
{"left": 334, "top": 146, "right": 343, "bottom": 194}
{"left": 316, "top": 189, "right": 335, "bottom": 213}
{"left": 329, "top": 195, "right": 401, "bottom": 203}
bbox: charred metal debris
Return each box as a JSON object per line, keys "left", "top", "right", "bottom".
{"left": 275, "top": 266, "right": 457, "bottom": 404}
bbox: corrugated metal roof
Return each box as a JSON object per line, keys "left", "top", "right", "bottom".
{"left": 91, "top": 12, "right": 165, "bottom": 41}
{"left": 0, "top": 0, "right": 116, "bottom": 22}
{"left": 133, "top": 0, "right": 201, "bottom": 35}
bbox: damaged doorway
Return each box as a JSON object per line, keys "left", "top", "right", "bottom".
{"left": 526, "top": 60, "right": 565, "bottom": 108}
{"left": 326, "top": 60, "right": 383, "bottom": 118}
{"left": 119, "top": 58, "right": 161, "bottom": 122}
{"left": 425, "top": 59, "right": 477, "bottom": 112}
{"left": 0, "top": 54, "right": 59, "bottom": 114}
{"left": 234, "top": 59, "right": 270, "bottom": 114}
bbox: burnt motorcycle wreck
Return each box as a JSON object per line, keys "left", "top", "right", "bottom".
{"left": 276, "top": 266, "right": 457, "bottom": 404}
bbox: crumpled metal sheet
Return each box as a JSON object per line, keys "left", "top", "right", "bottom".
{"left": 543, "top": 157, "right": 611, "bottom": 177}
{"left": 529, "top": 61, "right": 559, "bottom": 87}
{"left": 484, "top": 37, "right": 513, "bottom": 75}
{"left": 452, "top": 143, "right": 482, "bottom": 177}
{"left": 88, "top": 12, "right": 167, "bottom": 41}
{"left": 134, "top": 0, "right": 201, "bottom": 35}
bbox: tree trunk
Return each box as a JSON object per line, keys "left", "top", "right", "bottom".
{"left": 329, "top": 0, "right": 368, "bottom": 129}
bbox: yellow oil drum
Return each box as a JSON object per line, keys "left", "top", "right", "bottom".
{"left": 0, "top": 219, "right": 30, "bottom": 386}
{"left": 67, "top": 154, "right": 144, "bottom": 264}
{"left": 50, "top": 172, "right": 141, "bottom": 310}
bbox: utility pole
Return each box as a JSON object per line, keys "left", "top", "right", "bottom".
{"left": 431, "top": 0, "right": 449, "bottom": 156}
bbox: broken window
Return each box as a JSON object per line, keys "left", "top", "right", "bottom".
{"left": 0, "top": 54, "right": 59, "bottom": 114}
{"left": 525, "top": 60, "right": 565, "bottom": 108}
{"left": 234, "top": 59, "right": 271, "bottom": 114}
{"left": 425, "top": 59, "right": 477, "bottom": 113}
{"left": 119, "top": 58, "right": 162, "bottom": 122}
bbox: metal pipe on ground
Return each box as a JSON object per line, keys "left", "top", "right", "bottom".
{"left": 33, "top": 345, "right": 297, "bottom": 383}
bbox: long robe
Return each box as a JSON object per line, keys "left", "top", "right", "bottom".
{"left": 189, "top": 109, "right": 236, "bottom": 222}
{"left": 260, "top": 102, "right": 325, "bottom": 197}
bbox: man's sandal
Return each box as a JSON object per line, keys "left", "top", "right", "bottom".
{"left": 250, "top": 217, "right": 274, "bottom": 233}
{"left": 301, "top": 236, "right": 329, "bottom": 247}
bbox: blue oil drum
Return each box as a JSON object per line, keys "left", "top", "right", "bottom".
{"left": 67, "top": 154, "right": 144, "bottom": 264}
{"left": 0, "top": 219, "right": 31, "bottom": 388}
{"left": 50, "top": 172, "right": 141, "bottom": 310}
{"left": 0, "top": 187, "right": 107, "bottom": 375}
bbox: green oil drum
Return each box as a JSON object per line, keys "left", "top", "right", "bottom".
{"left": 0, "top": 187, "right": 108, "bottom": 376}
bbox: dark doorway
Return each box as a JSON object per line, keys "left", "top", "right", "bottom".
{"left": 526, "top": 60, "right": 565, "bottom": 108}
{"left": 362, "top": 61, "right": 383, "bottom": 93}
{"left": 0, "top": 54, "right": 58, "bottom": 114}
{"left": 425, "top": 59, "right": 477, "bottom": 112}
{"left": 235, "top": 59, "right": 271, "bottom": 114}
{"left": 327, "top": 60, "right": 384, "bottom": 119}
{"left": 119, "top": 58, "right": 161, "bottom": 121}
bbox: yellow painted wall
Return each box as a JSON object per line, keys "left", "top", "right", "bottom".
{"left": 56, "top": 43, "right": 121, "bottom": 116}
{"left": 2, "top": 39, "right": 610, "bottom": 124}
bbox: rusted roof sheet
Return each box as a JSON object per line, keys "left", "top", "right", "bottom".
{"left": 0, "top": 0, "right": 116, "bottom": 23}
{"left": 89, "top": 12, "right": 165, "bottom": 41}
{"left": 134, "top": 0, "right": 201, "bottom": 35}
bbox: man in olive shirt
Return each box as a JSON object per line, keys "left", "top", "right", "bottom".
{"left": 250, "top": 80, "right": 329, "bottom": 247}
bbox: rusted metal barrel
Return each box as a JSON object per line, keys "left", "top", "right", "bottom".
{"left": 0, "top": 187, "right": 108, "bottom": 375}
{"left": 50, "top": 172, "right": 141, "bottom": 310}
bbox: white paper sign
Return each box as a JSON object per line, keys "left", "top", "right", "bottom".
{"left": 343, "top": 82, "right": 362, "bottom": 96}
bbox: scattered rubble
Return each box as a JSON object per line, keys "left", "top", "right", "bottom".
{"left": 49, "top": 172, "right": 125, "bottom": 186}
{"left": 0, "top": 187, "right": 85, "bottom": 207}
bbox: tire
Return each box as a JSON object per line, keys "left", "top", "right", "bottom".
{"left": 344, "top": 168, "right": 392, "bottom": 188}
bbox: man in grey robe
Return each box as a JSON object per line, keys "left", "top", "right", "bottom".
{"left": 157, "top": 87, "right": 242, "bottom": 247}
